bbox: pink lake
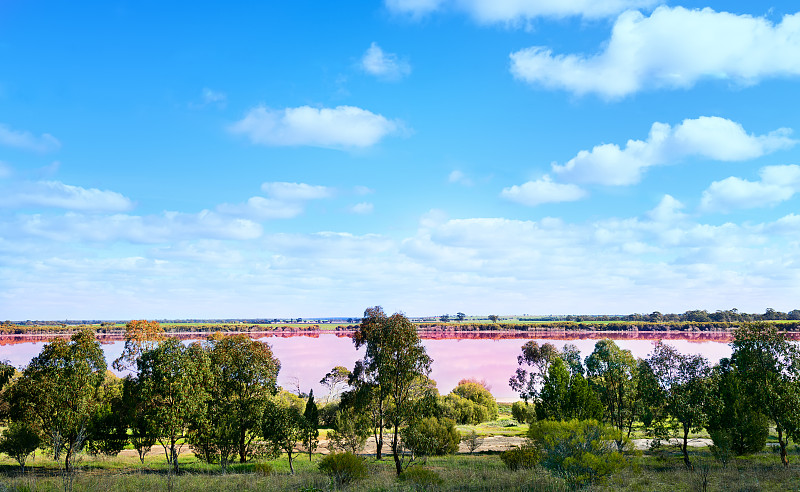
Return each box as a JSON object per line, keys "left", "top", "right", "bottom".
{"left": 0, "top": 331, "right": 741, "bottom": 400}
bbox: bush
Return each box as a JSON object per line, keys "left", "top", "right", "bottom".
{"left": 399, "top": 466, "right": 444, "bottom": 489}
{"left": 528, "top": 419, "right": 629, "bottom": 486}
{"left": 253, "top": 462, "right": 274, "bottom": 476}
{"left": 328, "top": 407, "right": 370, "bottom": 454}
{"left": 500, "top": 446, "right": 540, "bottom": 471}
{"left": 0, "top": 422, "right": 40, "bottom": 472}
{"left": 318, "top": 452, "right": 368, "bottom": 486}
{"left": 400, "top": 417, "right": 460, "bottom": 457}
{"left": 511, "top": 401, "right": 535, "bottom": 424}
{"left": 318, "top": 401, "right": 339, "bottom": 428}
{"left": 451, "top": 381, "right": 498, "bottom": 421}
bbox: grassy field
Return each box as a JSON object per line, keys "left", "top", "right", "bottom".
{"left": 1, "top": 445, "right": 800, "bottom": 491}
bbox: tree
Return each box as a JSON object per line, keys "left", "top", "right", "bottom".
{"left": 0, "top": 421, "right": 40, "bottom": 473}
{"left": 536, "top": 357, "right": 602, "bottom": 422}
{"left": 9, "top": 329, "right": 106, "bottom": 479}
{"left": 705, "top": 358, "right": 768, "bottom": 456}
{"left": 731, "top": 322, "right": 800, "bottom": 466}
{"left": 456, "top": 312, "right": 466, "bottom": 322}
{"left": 353, "top": 306, "right": 432, "bottom": 475}
{"left": 439, "top": 314, "right": 450, "bottom": 322}
{"left": 400, "top": 416, "right": 459, "bottom": 458}
{"left": 585, "top": 339, "right": 640, "bottom": 445}
{"left": 320, "top": 366, "right": 351, "bottom": 404}
{"left": 136, "top": 338, "right": 210, "bottom": 474}
{"left": 112, "top": 320, "right": 165, "bottom": 371}
{"left": 451, "top": 381, "right": 498, "bottom": 422}
{"left": 508, "top": 341, "right": 560, "bottom": 402}
{"left": 488, "top": 314, "right": 499, "bottom": 323}
{"left": 86, "top": 372, "right": 128, "bottom": 457}
{"left": 192, "top": 333, "right": 281, "bottom": 467}
{"left": 262, "top": 398, "right": 305, "bottom": 474}
{"left": 303, "top": 390, "right": 319, "bottom": 461}
{"left": 642, "top": 342, "right": 711, "bottom": 469}
{"left": 328, "top": 407, "right": 371, "bottom": 454}
{"left": 121, "top": 376, "right": 156, "bottom": 464}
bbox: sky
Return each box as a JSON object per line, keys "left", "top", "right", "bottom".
{"left": 2, "top": 1, "right": 800, "bottom": 320}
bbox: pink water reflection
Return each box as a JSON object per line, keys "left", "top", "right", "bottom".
{"left": 0, "top": 333, "right": 738, "bottom": 400}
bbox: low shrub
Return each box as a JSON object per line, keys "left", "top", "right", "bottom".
{"left": 317, "top": 452, "right": 368, "bottom": 486}
{"left": 253, "top": 462, "right": 273, "bottom": 476}
{"left": 401, "top": 417, "right": 460, "bottom": 457}
{"left": 399, "top": 466, "right": 444, "bottom": 489}
{"left": 500, "top": 446, "right": 540, "bottom": 471}
{"left": 511, "top": 400, "right": 535, "bottom": 424}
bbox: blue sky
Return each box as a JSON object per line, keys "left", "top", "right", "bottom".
{"left": 2, "top": 0, "right": 800, "bottom": 319}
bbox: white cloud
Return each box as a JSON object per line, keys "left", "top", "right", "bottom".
{"left": 13, "top": 210, "right": 262, "bottom": 243}
{"left": 646, "top": 195, "right": 686, "bottom": 223}
{"left": 217, "top": 182, "right": 333, "bottom": 220}
{"left": 448, "top": 170, "right": 473, "bottom": 186}
{"left": 0, "top": 181, "right": 133, "bottom": 212}
{"left": 510, "top": 6, "right": 800, "bottom": 98}
{"left": 700, "top": 165, "right": 800, "bottom": 213}
{"left": 230, "top": 105, "right": 401, "bottom": 149}
{"left": 500, "top": 175, "right": 587, "bottom": 206}
{"left": 354, "top": 185, "right": 374, "bottom": 195}
{"left": 552, "top": 117, "right": 795, "bottom": 186}
{"left": 0, "top": 123, "right": 61, "bottom": 152}
{"left": 361, "top": 42, "right": 411, "bottom": 80}
{"left": 386, "top": 0, "right": 657, "bottom": 21}
{"left": 260, "top": 182, "right": 333, "bottom": 201}
{"left": 350, "top": 202, "right": 374, "bottom": 214}
{"left": 202, "top": 88, "right": 226, "bottom": 105}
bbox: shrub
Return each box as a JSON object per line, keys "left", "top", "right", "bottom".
{"left": 528, "top": 419, "right": 629, "bottom": 486}
{"left": 328, "top": 407, "right": 370, "bottom": 454}
{"left": 462, "top": 429, "right": 482, "bottom": 454}
{"left": 318, "top": 401, "right": 339, "bottom": 428}
{"left": 399, "top": 466, "right": 444, "bottom": 489}
{"left": 500, "top": 446, "right": 540, "bottom": 471}
{"left": 400, "top": 417, "right": 460, "bottom": 457}
{"left": 511, "top": 400, "right": 535, "bottom": 424}
{"left": 451, "top": 381, "right": 498, "bottom": 421}
{"left": 318, "top": 452, "right": 368, "bottom": 486}
{"left": 253, "top": 462, "right": 274, "bottom": 476}
{"left": 0, "top": 421, "right": 40, "bottom": 473}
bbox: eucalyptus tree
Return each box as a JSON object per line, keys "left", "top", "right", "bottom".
{"left": 353, "top": 306, "right": 432, "bottom": 475}
{"left": 643, "top": 341, "right": 711, "bottom": 469}
{"left": 9, "top": 329, "right": 106, "bottom": 478}
{"left": 509, "top": 340, "right": 560, "bottom": 402}
{"left": 262, "top": 398, "right": 305, "bottom": 474}
{"left": 136, "top": 337, "right": 210, "bottom": 474}
{"left": 585, "top": 339, "right": 640, "bottom": 443}
{"left": 731, "top": 322, "right": 800, "bottom": 466}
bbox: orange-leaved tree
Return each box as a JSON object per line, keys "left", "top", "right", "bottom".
{"left": 113, "top": 320, "right": 165, "bottom": 371}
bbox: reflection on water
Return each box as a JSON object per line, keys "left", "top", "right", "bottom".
{"left": 0, "top": 331, "right": 762, "bottom": 399}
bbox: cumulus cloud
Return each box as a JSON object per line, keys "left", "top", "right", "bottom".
{"left": 217, "top": 182, "right": 333, "bottom": 220}
{"left": 647, "top": 195, "right": 687, "bottom": 223}
{"left": 350, "top": 202, "right": 374, "bottom": 214}
{"left": 0, "top": 181, "right": 133, "bottom": 212}
{"left": 230, "top": 105, "right": 401, "bottom": 149}
{"left": 700, "top": 165, "right": 800, "bottom": 213}
{"left": 510, "top": 6, "right": 800, "bottom": 98}
{"left": 552, "top": 117, "right": 795, "bottom": 186}
{"left": 500, "top": 175, "right": 587, "bottom": 206}
{"left": 0, "top": 123, "right": 61, "bottom": 152}
{"left": 386, "top": 0, "right": 657, "bottom": 21}
{"left": 361, "top": 42, "right": 411, "bottom": 80}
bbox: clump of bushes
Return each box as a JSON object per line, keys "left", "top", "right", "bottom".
{"left": 528, "top": 419, "right": 629, "bottom": 486}
{"left": 500, "top": 445, "right": 540, "bottom": 471}
{"left": 317, "top": 451, "right": 368, "bottom": 486}
{"left": 401, "top": 416, "right": 460, "bottom": 458}
{"left": 511, "top": 400, "right": 536, "bottom": 424}
{"left": 440, "top": 380, "right": 498, "bottom": 425}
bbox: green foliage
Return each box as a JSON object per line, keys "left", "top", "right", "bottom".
{"left": 319, "top": 365, "right": 350, "bottom": 403}
{"left": 86, "top": 372, "right": 128, "bottom": 457}
{"left": 318, "top": 401, "right": 339, "bottom": 427}
{"left": 528, "top": 419, "right": 629, "bottom": 486}
{"left": 585, "top": 339, "right": 639, "bottom": 442}
{"left": 451, "top": 381, "right": 498, "bottom": 421}
{"left": 136, "top": 338, "right": 210, "bottom": 473}
{"left": 511, "top": 400, "right": 535, "bottom": 424}
{"left": 499, "top": 446, "right": 540, "bottom": 471}
{"left": 731, "top": 322, "right": 800, "bottom": 466}
{"left": 261, "top": 398, "right": 305, "bottom": 474}
{"left": 9, "top": 329, "right": 106, "bottom": 475}
{"left": 303, "top": 390, "right": 319, "bottom": 460}
{"left": 317, "top": 451, "right": 368, "bottom": 486}
{"left": 462, "top": 429, "right": 482, "bottom": 454}
{"left": 328, "top": 407, "right": 371, "bottom": 454}
{"left": 509, "top": 341, "right": 560, "bottom": 402}
{"left": 536, "top": 357, "right": 602, "bottom": 422}
{"left": 705, "top": 358, "right": 768, "bottom": 456}
{"left": 0, "top": 421, "right": 41, "bottom": 472}
{"left": 121, "top": 375, "right": 156, "bottom": 464}
{"left": 440, "top": 393, "right": 489, "bottom": 425}
{"left": 352, "top": 306, "right": 433, "bottom": 475}
{"left": 253, "top": 462, "right": 274, "bottom": 476}
{"left": 400, "top": 416, "right": 460, "bottom": 457}
{"left": 399, "top": 466, "right": 444, "bottom": 489}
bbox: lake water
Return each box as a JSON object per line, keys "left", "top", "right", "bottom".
{"left": 0, "top": 332, "right": 743, "bottom": 400}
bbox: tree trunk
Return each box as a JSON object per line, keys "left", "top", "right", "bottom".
{"left": 682, "top": 425, "right": 692, "bottom": 469}
{"left": 239, "top": 429, "right": 246, "bottom": 463}
{"left": 778, "top": 427, "right": 789, "bottom": 467}
{"left": 392, "top": 424, "right": 403, "bottom": 476}
{"left": 376, "top": 426, "right": 383, "bottom": 460}
{"left": 288, "top": 450, "right": 295, "bottom": 474}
